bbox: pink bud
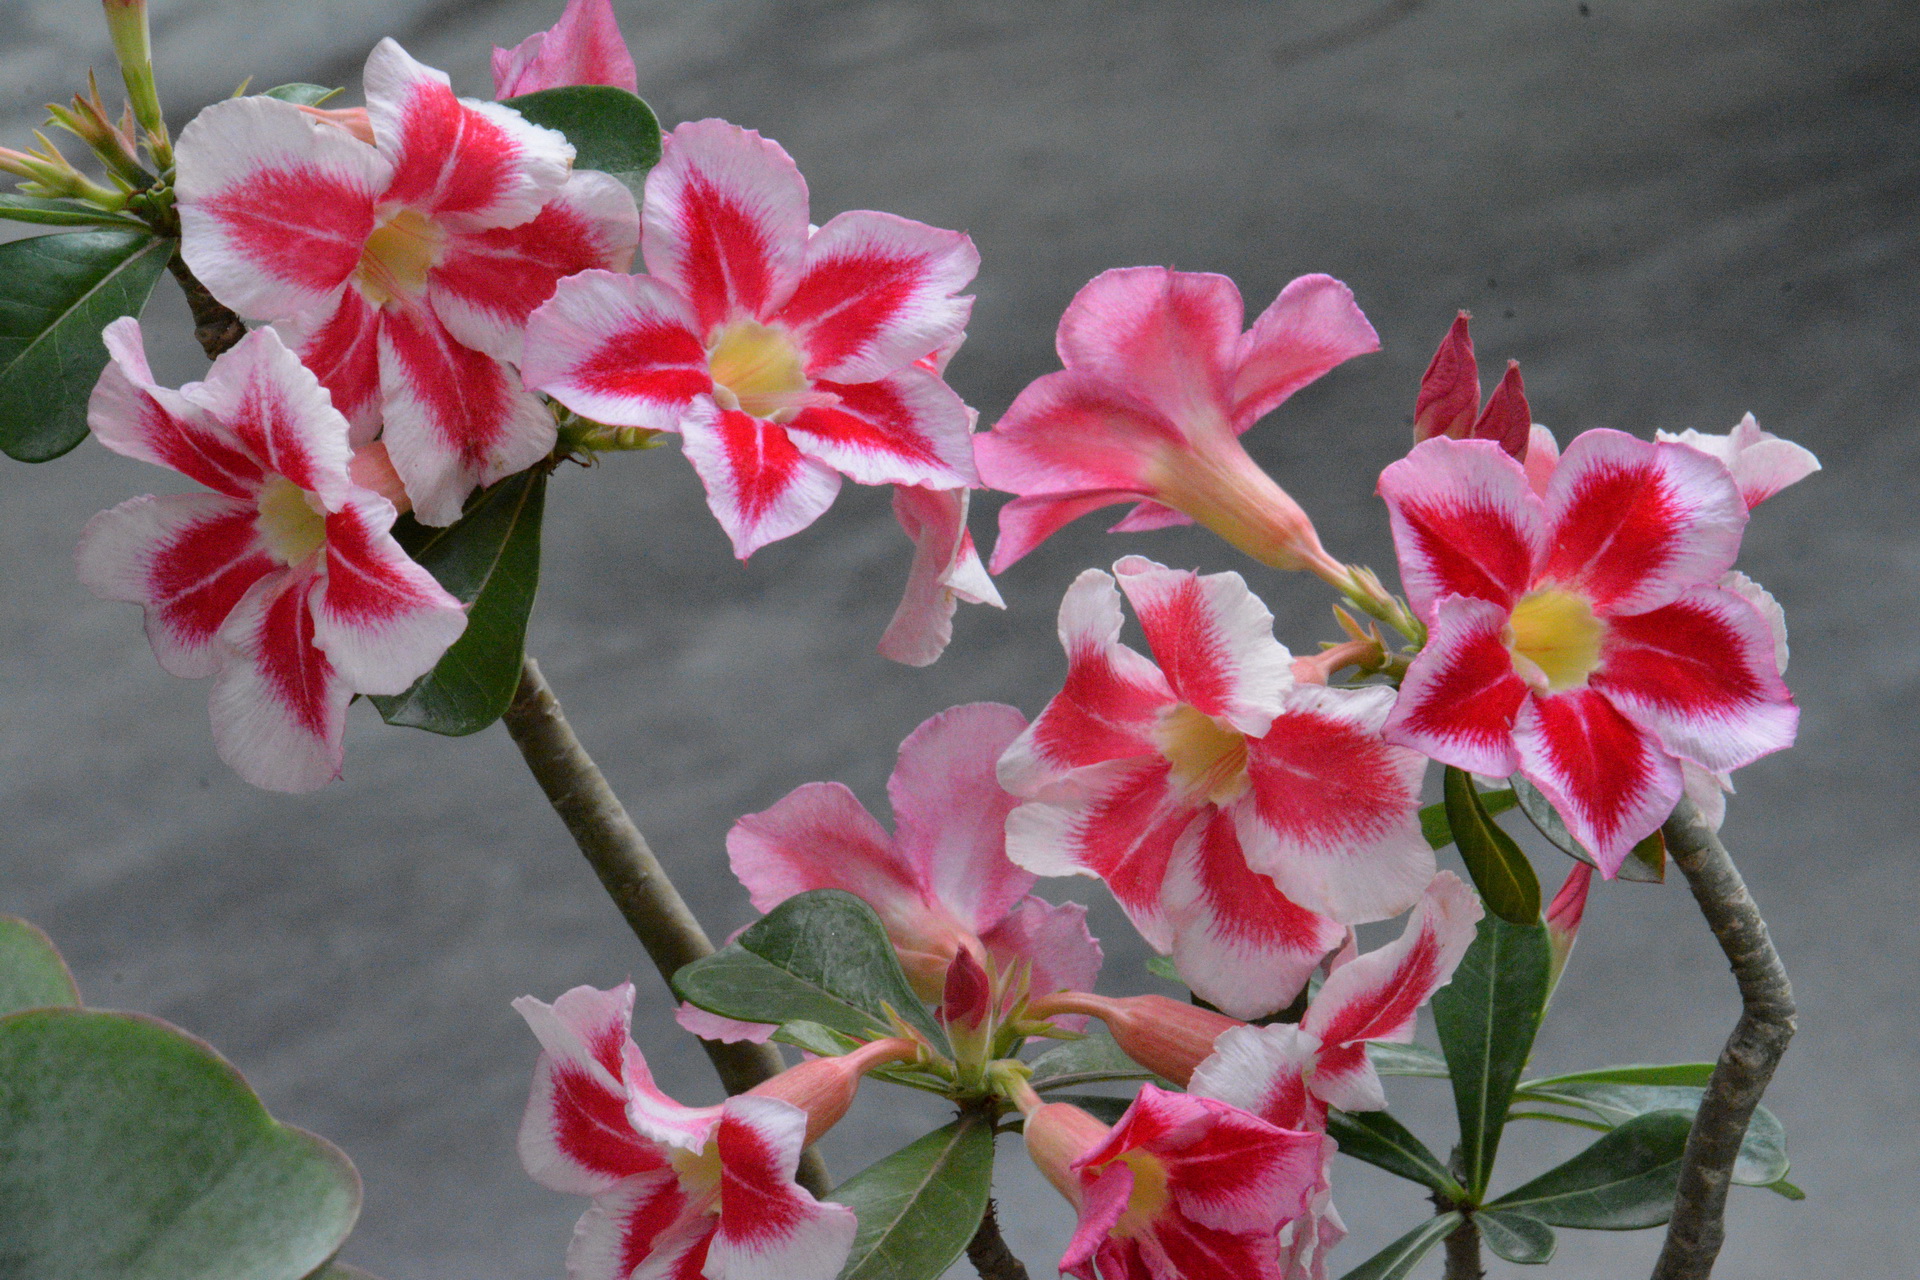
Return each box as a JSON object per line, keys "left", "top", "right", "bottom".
{"left": 1472, "top": 360, "right": 1532, "bottom": 460}
{"left": 1413, "top": 312, "right": 1479, "bottom": 443}
{"left": 1029, "top": 992, "right": 1240, "bottom": 1087}
{"left": 747, "top": 1037, "right": 916, "bottom": 1147}
{"left": 941, "top": 947, "right": 993, "bottom": 1034}
{"left": 1546, "top": 863, "right": 1593, "bottom": 986}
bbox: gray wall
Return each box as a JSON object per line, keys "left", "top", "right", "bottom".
{"left": 3, "top": 1, "right": 1916, "bottom": 1276}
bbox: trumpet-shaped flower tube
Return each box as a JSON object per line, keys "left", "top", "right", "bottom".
{"left": 493, "top": 0, "right": 639, "bottom": 98}
{"left": 999, "top": 557, "right": 1430, "bottom": 1017}
{"left": 176, "top": 38, "right": 639, "bottom": 525}
{"left": 1377, "top": 430, "right": 1798, "bottom": 872}
{"left": 975, "top": 268, "right": 1378, "bottom": 574}
{"left": 76, "top": 319, "right": 465, "bottom": 792}
{"left": 523, "top": 119, "right": 981, "bottom": 558}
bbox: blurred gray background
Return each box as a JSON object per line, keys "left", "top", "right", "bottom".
{"left": 4, "top": 0, "right": 1916, "bottom": 1275}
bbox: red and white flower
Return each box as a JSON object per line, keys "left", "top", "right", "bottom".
{"left": 1377, "top": 429, "right": 1798, "bottom": 873}
{"left": 974, "top": 267, "right": 1378, "bottom": 575}
{"left": 76, "top": 319, "right": 466, "bottom": 791}
{"left": 493, "top": 0, "right": 638, "bottom": 98}
{"left": 176, "top": 38, "right": 639, "bottom": 526}
{"left": 523, "top": 119, "right": 981, "bottom": 558}
{"left": 517, "top": 983, "right": 908, "bottom": 1280}
{"left": 999, "top": 557, "right": 1431, "bottom": 1018}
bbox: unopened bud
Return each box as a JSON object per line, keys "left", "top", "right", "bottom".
{"left": 101, "top": 0, "right": 169, "bottom": 165}
{"left": 747, "top": 1037, "right": 916, "bottom": 1147}
{"left": 1545, "top": 863, "right": 1592, "bottom": 991}
{"left": 1413, "top": 311, "right": 1479, "bottom": 443}
{"left": 1028, "top": 991, "right": 1239, "bottom": 1087}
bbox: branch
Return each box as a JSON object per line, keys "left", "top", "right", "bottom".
{"left": 1442, "top": 1213, "right": 1484, "bottom": 1280}
{"left": 966, "top": 1198, "right": 1030, "bottom": 1280}
{"left": 165, "top": 250, "right": 247, "bottom": 359}
{"left": 1651, "top": 797, "right": 1797, "bottom": 1280}
{"left": 501, "top": 656, "right": 829, "bottom": 1195}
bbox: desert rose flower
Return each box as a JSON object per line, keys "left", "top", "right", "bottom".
{"left": 175, "top": 38, "right": 639, "bottom": 525}
{"left": 76, "top": 319, "right": 466, "bottom": 791}
{"left": 877, "top": 483, "right": 1003, "bottom": 666}
{"left": 999, "top": 557, "right": 1431, "bottom": 1018}
{"left": 1656, "top": 413, "right": 1821, "bottom": 509}
{"left": 493, "top": 0, "right": 639, "bottom": 98}
{"left": 1377, "top": 429, "right": 1799, "bottom": 871}
{"left": 974, "top": 267, "right": 1377, "bottom": 576}
{"left": 523, "top": 118, "right": 981, "bottom": 558}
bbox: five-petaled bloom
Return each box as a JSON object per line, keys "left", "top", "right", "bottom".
{"left": 175, "top": 37, "right": 639, "bottom": 525}
{"left": 523, "top": 118, "right": 981, "bottom": 558}
{"left": 999, "top": 557, "right": 1432, "bottom": 1019}
{"left": 1378, "top": 428, "right": 1799, "bottom": 872}
{"left": 974, "top": 267, "right": 1378, "bottom": 576}
{"left": 76, "top": 319, "right": 466, "bottom": 791}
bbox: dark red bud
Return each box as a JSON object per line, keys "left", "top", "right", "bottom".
{"left": 1413, "top": 311, "right": 1480, "bottom": 443}
{"left": 1472, "top": 359, "right": 1532, "bottom": 461}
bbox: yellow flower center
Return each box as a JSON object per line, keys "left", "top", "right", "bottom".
{"left": 1156, "top": 703, "right": 1250, "bottom": 804}
{"left": 1506, "top": 588, "right": 1606, "bottom": 693}
{"left": 670, "top": 1141, "right": 724, "bottom": 1212}
{"left": 355, "top": 208, "right": 443, "bottom": 307}
{"left": 255, "top": 476, "right": 327, "bottom": 565}
{"left": 1111, "top": 1151, "right": 1173, "bottom": 1238}
{"left": 706, "top": 320, "right": 812, "bottom": 422}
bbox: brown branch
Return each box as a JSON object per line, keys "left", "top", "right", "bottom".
{"left": 1442, "top": 1212, "right": 1485, "bottom": 1280}
{"left": 1650, "top": 797, "right": 1797, "bottom": 1280}
{"left": 966, "top": 1197, "right": 1030, "bottom": 1280}
{"left": 165, "top": 250, "right": 247, "bottom": 359}
{"left": 501, "top": 656, "right": 829, "bottom": 1196}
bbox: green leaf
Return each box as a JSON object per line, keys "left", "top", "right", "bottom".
{"left": 304, "top": 1266, "right": 381, "bottom": 1280}
{"left": 1144, "top": 954, "right": 1184, "bottom": 985}
{"left": 0, "top": 915, "right": 81, "bottom": 1015}
{"left": 371, "top": 469, "right": 546, "bottom": 736}
{"left": 1511, "top": 1076, "right": 1789, "bottom": 1186}
{"left": 773, "top": 1020, "right": 862, "bottom": 1058}
{"left": 673, "top": 890, "right": 947, "bottom": 1051}
{"left": 1366, "top": 1040, "right": 1449, "bottom": 1079}
{"left": 1032, "top": 1093, "right": 1135, "bottom": 1125}
{"left": 0, "top": 230, "right": 171, "bottom": 462}
{"left": 1444, "top": 767, "right": 1540, "bottom": 923}
{"left": 1420, "top": 786, "right": 1515, "bottom": 848}
{"left": 829, "top": 1115, "right": 994, "bottom": 1280}
{"left": 1325, "top": 1108, "right": 1461, "bottom": 1193}
{"left": 1511, "top": 777, "right": 1666, "bottom": 883}
{"left": 263, "top": 84, "right": 342, "bottom": 106}
{"left": 1763, "top": 1176, "right": 1806, "bottom": 1201}
{"left": 1486, "top": 1108, "right": 1694, "bottom": 1228}
{"left": 1029, "top": 1027, "right": 1154, "bottom": 1090}
{"left": 1336, "top": 1213, "right": 1460, "bottom": 1280}
{"left": 0, "top": 1007, "right": 360, "bottom": 1279}
{"left": 0, "top": 194, "right": 145, "bottom": 228}
{"left": 503, "top": 86, "right": 662, "bottom": 194}
{"left": 1522, "top": 1063, "right": 1715, "bottom": 1089}
{"left": 1430, "top": 914, "right": 1553, "bottom": 1198}
{"left": 1477, "top": 1207, "right": 1556, "bottom": 1264}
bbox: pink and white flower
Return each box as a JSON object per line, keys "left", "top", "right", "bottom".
{"left": 493, "top": 0, "right": 639, "bottom": 98}
{"left": 517, "top": 983, "right": 909, "bottom": 1280}
{"left": 1656, "top": 413, "right": 1821, "bottom": 509}
{"left": 76, "top": 319, "right": 466, "bottom": 791}
{"left": 999, "top": 557, "right": 1431, "bottom": 1018}
{"left": 1377, "top": 429, "right": 1799, "bottom": 873}
{"left": 523, "top": 119, "right": 981, "bottom": 558}
{"left": 974, "top": 268, "right": 1378, "bottom": 575}
{"left": 176, "top": 38, "right": 639, "bottom": 525}
{"left": 876, "top": 483, "right": 1004, "bottom": 666}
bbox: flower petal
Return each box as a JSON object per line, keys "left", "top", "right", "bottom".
{"left": 521, "top": 268, "right": 712, "bottom": 431}
{"left": 279, "top": 294, "right": 385, "bottom": 445}
{"left": 184, "top": 326, "right": 355, "bottom": 508}
{"left": 877, "top": 485, "right": 1003, "bottom": 667}
{"left": 675, "top": 1003, "right": 779, "bottom": 1045}
{"left": 87, "top": 318, "right": 263, "bottom": 498}
{"left": 626, "top": 1212, "right": 719, "bottom": 1280}
{"left": 565, "top": 1173, "right": 692, "bottom": 1280}
{"left": 76, "top": 493, "right": 275, "bottom": 679}
{"left": 1378, "top": 436, "right": 1542, "bottom": 623}
{"left": 1189, "top": 1022, "right": 1324, "bottom": 1133}
{"left": 1542, "top": 429, "right": 1747, "bottom": 616}
{"left": 981, "top": 896, "right": 1104, "bottom": 1005}
{"left": 727, "top": 780, "right": 927, "bottom": 932}
{"left": 1655, "top": 413, "right": 1820, "bottom": 508}
{"left": 1524, "top": 423, "right": 1560, "bottom": 497}
{"left": 888, "top": 702, "right": 1034, "bottom": 933}
{"left": 1101, "top": 1086, "right": 1319, "bottom": 1234}
{"left": 512, "top": 984, "right": 668, "bottom": 1195}
{"left": 1229, "top": 273, "right": 1379, "bottom": 431}
{"left": 1239, "top": 685, "right": 1432, "bottom": 925}
{"left": 987, "top": 491, "right": 1143, "bottom": 576}
{"left": 778, "top": 210, "right": 977, "bottom": 383}
{"left": 1114, "top": 555, "right": 1292, "bottom": 735}
{"left": 1055, "top": 267, "right": 1241, "bottom": 435}
{"left": 710, "top": 1096, "right": 859, "bottom": 1280}
{"left": 175, "top": 96, "right": 383, "bottom": 322}
{"left": 975, "top": 369, "right": 1180, "bottom": 501}
{"left": 1381, "top": 595, "right": 1529, "bottom": 777}
{"left": 1061, "top": 1163, "right": 1136, "bottom": 1280}
{"left": 492, "top": 0, "right": 638, "bottom": 98}
{"left": 1513, "top": 688, "right": 1684, "bottom": 876}
{"left": 677, "top": 407, "right": 843, "bottom": 557}
{"left": 642, "top": 119, "right": 810, "bottom": 333}
{"left": 430, "top": 169, "right": 640, "bottom": 363}
{"left": 1108, "top": 500, "right": 1195, "bottom": 533}
{"left": 784, "top": 365, "right": 977, "bottom": 487}
{"left": 313, "top": 492, "right": 466, "bottom": 693}
{"left": 209, "top": 567, "right": 350, "bottom": 792}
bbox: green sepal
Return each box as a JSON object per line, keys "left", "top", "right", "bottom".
{"left": 1335, "top": 1213, "right": 1461, "bottom": 1280}
{"left": 1484, "top": 1108, "right": 1695, "bottom": 1229}
{"left": 828, "top": 1115, "right": 995, "bottom": 1280}
{"left": 1443, "top": 767, "right": 1540, "bottom": 923}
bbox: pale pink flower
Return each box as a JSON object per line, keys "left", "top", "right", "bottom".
{"left": 76, "top": 319, "right": 465, "bottom": 791}
{"left": 1657, "top": 413, "right": 1821, "bottom": 509}
{"left": 175, "top": 38, "right": 639, "bottom": 525}
{"left": 493, "top": 0, "right": 639, "bottom": 98}
{"left": 877, "top": 483, "right": 1003, "bottom": 667}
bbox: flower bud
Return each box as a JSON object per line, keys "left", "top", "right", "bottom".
{"left": 746, "top": 1037, "right": 916, "bottom": 1147}
{"left": 1028, "top": 992, "right": 1239, "bottom": 1087}
{"left": 1545, "top": 862, "right": 1593, "bottom": 991}
{"left": 1021, "top": 1101, "right": 1112, "bottom": 1205}
{"left": 100, "top": 0, "right": 169, "bottom": 165}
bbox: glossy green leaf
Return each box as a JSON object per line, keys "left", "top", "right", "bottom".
{"left": 1366, "top": 1040, "right": 1449, "bottom": 1079}
{"left": 1431, "top": 914, "right": 1553, "bottom": 1198}
{"left": 0, "top": 1007, "right": 360, "bottom": 1279}
{"left": 1522, "top": 1063, "right": 1715, "bottom": 1089}
{"left": 1511, "top": 777, "right": 1666, "bottom": 883}
{"left": 1444, "top": 767, "right": 1540, "bottom": 923}
{"left": 673, "top": 890, "right": 947, "bottom": 1051}
{"left": 0, "top": 915, "right": 81, "bottom": 1015}
{"left": 829, "top": 1115, "right": 994, "bottom": 1280}
{"left": 371, "top": 469, "right": 546, "bottom": 736}
{"left": 1326, "top": 1108, "right": 1461, "bottom": 1193}
{"left": 504, "top": 86, "right": 662, "bottom": 193}
{"left": 0, "top": 229, "right": 170, "bottom": 461}
{"left": 0, "top": 194, "right": 144, "bottom": 227}
{"left": 1029, "top": 1027, "right": 1153, "bottom": 1090}
{"left": 1420, "top": 786, "right": 1515, "bottom": 848}
{"left": 263, "top": 83, "right": 342, "bottom": 106}
{"left": 774, "top": 1020, "right": 862, "bottom": 1058}
{"left": 1487, "top": 1108, "right": 1693, "bottom": 1228}
{"left": 1512, "top": 1076, "right": 1789, "bottom": 1186}
{"left": 1034, "top": 1093, "right": 1135, "bottom": 1125}
{"left": 1336, "top": 1213, "right": 1460, "bottom": 1280}
{"left": 1477, "top": 1207, "right": 1556, "bottom": 1264}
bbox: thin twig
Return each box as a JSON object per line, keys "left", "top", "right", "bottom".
{"left": 165, "top": 251, "right": 247, "bottom": 358}
{"left": 501, "top": 656, "right": 829, "bottom": 1195}
{"left": 966, "top": 1197, "right": 1031, "bottom": 1280}
{"left": 1442, "top": 1212, "right": 1484, "bottom": 1280}
{"left": 1651, "top": 797, "right": 1797, "bottom": 1280}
